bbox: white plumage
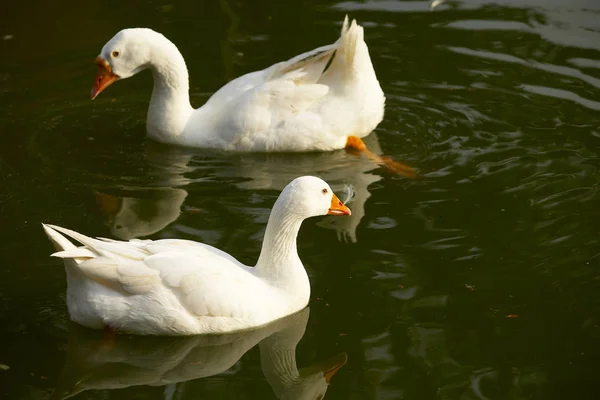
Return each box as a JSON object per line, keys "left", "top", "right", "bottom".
{"left": 42, "top": 176, "right": 351, "bottom": 335}
{"left": 92, "top": 16, "right": 385, "bottom": 152}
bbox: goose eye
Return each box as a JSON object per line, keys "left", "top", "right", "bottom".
{"left": 112, "top": 50, "right": 120, "bottom": 58}
{"left": 322, "top": 188, "right": 328, "bottom": 194}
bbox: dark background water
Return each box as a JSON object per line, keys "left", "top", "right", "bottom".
{"left": 1, "top": 0, "right": 599, "bottom": 399}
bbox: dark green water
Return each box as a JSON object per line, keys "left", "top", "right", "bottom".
{"left": 1, "top": 0, "right": 600, "bottom": 399}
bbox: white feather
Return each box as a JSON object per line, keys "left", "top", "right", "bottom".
{"left": 96, "top": 16, "right": 385, "bottom": 152}
{"left": 42, "top": 176, "right": 350, "bottom": 335}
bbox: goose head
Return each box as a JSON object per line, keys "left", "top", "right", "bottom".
{"left": 278, "top": 176, "right": 351, "bottom": 219}
{"left": 91, "top": 28, "right": 162, "bottom": 99}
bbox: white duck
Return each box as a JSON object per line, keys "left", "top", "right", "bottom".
{"left": 42, "top": 176, "right": 351, "bottom": 335}
{"left": 91, "top": 16, "right": 414, "bottom": 175}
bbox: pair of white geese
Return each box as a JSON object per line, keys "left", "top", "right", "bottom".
{"left": 44, "top": 17, "right": 413, "bottom": 337}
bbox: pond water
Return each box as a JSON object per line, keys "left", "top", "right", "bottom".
{"left": 1, "top": 0, "right": 599, "bottom": 399}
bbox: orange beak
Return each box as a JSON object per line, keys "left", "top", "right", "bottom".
{"left": 91, "top": 57, "right": 118, "bottom": 100}
{"left": 327, "top": 194, "right": 351, "bottom": 216}
{"left": 322, "top": 353, "right": 348, "bottom": 384}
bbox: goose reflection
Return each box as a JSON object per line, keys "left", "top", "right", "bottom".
{"left": 52, "top": 308, "right": 346, "bottom": 400}
{"left": 95, "top": 134, "right": 395, "bottom": 242}
{"left": 95, "top": 188, "right": 188, "bottom": 240}
{"left": 93, "top": 142, "right": 198, "bottom": 240}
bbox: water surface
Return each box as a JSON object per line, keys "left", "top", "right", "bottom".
{"left": 1, "top": 0, "right": 599, "bottom": 399}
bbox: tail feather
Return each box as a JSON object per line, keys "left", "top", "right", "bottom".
{"left": 340, "top": 15, "right": 364, "bottom": 68}
{"left": 42, "top": 224, "right": 150, "bottom": 261}
{"left": 42, "top": 224, "right": 78, "bottom": 252}
{"left": 341, "top": 14, "right": 349, "bottom": 36}
{"left": 270, "top": 15, "right": 365, "bottom": 85}
{"left": 44, "top": 224, "right": 103, "bottom": 256}
{"left": 319, "top": 15, "right": 366, "bottom": 82}
{"left": 52, "top": 248, "right": 96, "bottom": 260}
{"left": 42, "top": 224, "right": 159, "bottom": 295}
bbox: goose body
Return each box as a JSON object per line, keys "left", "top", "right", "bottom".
{"left": 43, "top": 176, "right": 351, "bottom": 335}
{"left": 92, "top": 17, "right": 385, "bottom": 152}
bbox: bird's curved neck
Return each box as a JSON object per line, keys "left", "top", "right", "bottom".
{"left": 255, "top": 197, "right": 308, "bottom": 291}
{"left": 146, "top": 36, "right": 194, "bottom": 142}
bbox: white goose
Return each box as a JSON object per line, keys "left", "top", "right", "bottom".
{"left": 92, "top": 16, "right": 414, "bottom": 175}
{"left": 42, "top": 176, "right": 351, "bottom": 336}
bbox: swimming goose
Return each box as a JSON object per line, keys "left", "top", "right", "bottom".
{"left": 42, "top": 176, "right": 350, "bottom": 335}
{"left": 91, "top": 16, "right": 414, "bottom": 176}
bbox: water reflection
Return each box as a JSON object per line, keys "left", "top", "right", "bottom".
{"left": 3, "top": 0, "right": 600, "bottom": 399}
{"left": 95, "top": 188, "right": 188, "bottom": 240}
{"left": 52, "top": 308, "right": 346, "bottom": 399}
{"left": 93, "top": 134, "right": 390, "bottom": 243}
{"left": 406, "top": 325, "right": 548, "bottom": 400}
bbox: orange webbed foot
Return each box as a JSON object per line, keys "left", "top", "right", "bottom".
{"left": 345, "top": 136, "right": 367, "bottom": 152}
{"left": 345, "top": 136, "right": 417, "bottom": 178}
